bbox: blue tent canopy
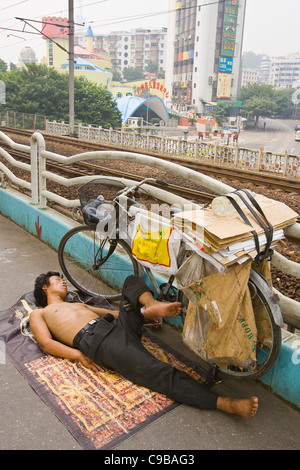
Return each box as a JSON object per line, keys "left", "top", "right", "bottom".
{"left": 116, "top": 96, "right": 169, "bottom": 123}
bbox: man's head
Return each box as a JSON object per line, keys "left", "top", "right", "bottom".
{"left": 34, "top": 271, "right": 67, "bottom": 307}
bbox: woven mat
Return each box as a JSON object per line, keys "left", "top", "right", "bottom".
{"left": 0, "top": 292, "right": 207, "bottom": 450}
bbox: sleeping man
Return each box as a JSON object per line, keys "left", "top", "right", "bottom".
{"left": 29, "top": 271, "right": 258, "bottom": 419}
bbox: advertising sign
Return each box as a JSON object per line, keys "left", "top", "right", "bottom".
{"left": 136, "top": 81, "right": 169, "bottom": 98}
{"left": 219, "top": 57, "right": 233, "bottom": 74}
{"left": 221, "top": 0, "right": 239, "bottom": 57}
{"left": 217, "top": 99, "right": 242, "bottom": 108}
{"left": 217, "top": 73, "right": 232, "bottom": 99}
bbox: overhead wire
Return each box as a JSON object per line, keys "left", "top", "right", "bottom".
{"left": 86, "top": 0, "right": 224, "bottom": 31}
{"left": 0, "top": 0, "right": 224, "bottom": 60}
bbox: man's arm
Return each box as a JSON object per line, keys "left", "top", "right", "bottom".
{"left": 29, "top": 309, "right": 103, "bottom": 372}
{"left": 84, "top": 305, "right": 119, "bottom": 318}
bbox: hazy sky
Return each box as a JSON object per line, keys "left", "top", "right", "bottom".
{"left": 0, "top": 0, "right": 299, "bottom": 65}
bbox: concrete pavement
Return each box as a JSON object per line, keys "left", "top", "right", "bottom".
{"left": 165, "top": 118, "right": 300, "bottom": 155}
{"left": 0, "top": 214, "right": 299, "bottom": 451}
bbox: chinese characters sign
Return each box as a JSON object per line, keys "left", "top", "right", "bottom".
{"left": 219, "top": 57, "right": 233, "bottom": 74}
{"left": 136, "top": 81, "right": 169, "bottom": 99}
{"left": 221, "top": 0, "right": 239, "bottom": 58}
{"left": 217, "top": 73, "right": 232, "bottom": 99}
{"left": 217, "top": 0, "right": 239, "bottom": 100}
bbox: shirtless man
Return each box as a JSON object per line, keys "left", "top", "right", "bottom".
{"left": 30, "top": 271, "right": 258, "bottom": 419}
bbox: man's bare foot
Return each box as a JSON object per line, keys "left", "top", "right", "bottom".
{"left": 217, "top": 396, "right": 258, "bottom": 419}
{"left": 143, "top": 300, "right": 182, "bottom": 319}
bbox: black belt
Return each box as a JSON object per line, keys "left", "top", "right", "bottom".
{"left": 73, "top": 314, "right": 115, "bottom": 348}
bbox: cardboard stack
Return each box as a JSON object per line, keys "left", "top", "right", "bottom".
{"left": 172, "top": 193, "right": 299, "bottom": 269}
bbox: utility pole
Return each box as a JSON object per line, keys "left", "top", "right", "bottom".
{"left": 69, "top": 0, "right": 75, "bottom": 136}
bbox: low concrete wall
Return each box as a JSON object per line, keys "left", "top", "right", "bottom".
{"left": 260, "top": 329, "right": 300, "bottom": 408}
{"left": 0, "top": 188, "right": 77, "bottom": 250}
{"left": 0, "top": 187, "right": 299, "bottom": 409}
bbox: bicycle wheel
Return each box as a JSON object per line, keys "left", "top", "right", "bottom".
{"left": 58, "top": 225, "right": 139, "bottom": 300}
{"left": 216, "top": 268, "right": 282, "bottom": 380}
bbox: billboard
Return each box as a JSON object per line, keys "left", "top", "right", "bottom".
{"left": 219, "top": 57, "right": 233, "bottom": 74}
{"left": 217, "top": 73, "right": 232, "bottom": 99}
{"left": 221, "top": 0, "right": 239, "bottom": 58}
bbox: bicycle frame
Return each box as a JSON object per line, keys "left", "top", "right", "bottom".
{"left": 59, "top": 176, "right": 283, "bottom": 379}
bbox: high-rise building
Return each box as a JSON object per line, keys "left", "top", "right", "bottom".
{"left": 85, "top": 28, "right": 167, "bottom": 73}
{"left": 165, "top": 0, "right": 247, "bottom": 115}
{"left": 258, "top": 56, "right": 272, "bottom": 84}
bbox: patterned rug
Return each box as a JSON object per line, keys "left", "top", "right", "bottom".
{"left": 0, "top": 292, "right": 207, "bottom": 450}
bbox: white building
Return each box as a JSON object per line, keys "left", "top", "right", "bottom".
{"left": 269, "top": 54, "right": 300, "bottom": 89}
{"left": 258, "top": 56, "right": 272, "bottom": 84}
{"left": 165, "top": 0, "right": 247, "bottom": 115}
{"left": 242, "top": 68, "right": 259, "bottom": 87}
{"left": 76, "top": 28, "right": 167, "bottom": 73}
{"left": 18, "top": 46, "right": 37, "bottom": 68}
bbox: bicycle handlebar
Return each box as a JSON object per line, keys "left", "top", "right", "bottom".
{"left": 117, "top": 177, "right": 169, "bottom": 198}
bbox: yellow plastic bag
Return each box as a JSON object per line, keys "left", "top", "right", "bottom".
{"left": 131, "top": 213, "right": 181, "bottom": 275}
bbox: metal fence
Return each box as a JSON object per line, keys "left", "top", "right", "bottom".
{"left": 46, "top": 121, "right": 300, "bottom": 179}
{"left": 0, "top": 111, "right": 46, "bottom": 131}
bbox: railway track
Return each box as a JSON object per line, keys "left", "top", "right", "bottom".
{"left": 0, "top": 144, "right": 215, "bottom": 204}
{"left": 1, "top": 127, "right": 300, "bottom": 195}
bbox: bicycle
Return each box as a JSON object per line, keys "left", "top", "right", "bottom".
{"left": 58, "top": 177, "right": 283, "bottom": 380}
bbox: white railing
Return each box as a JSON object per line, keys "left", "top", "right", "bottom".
{"left": 0, "top": 131, "right": 38, "bottom": 204}
{"left": 46, "top": 121, "right": 300, "bottom": 179}
{"left": 0, "top": 130, "right": 299, "bottom": 328}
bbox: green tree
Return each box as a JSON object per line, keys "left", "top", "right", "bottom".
{"left": 275, "top": 88, "right": 295, "bottom": 117}
{"left": 123, "top": 67, "right": 145, "bottom": 82}
{"left": 0, "top": 59, "right": 7, "bottom": 73}
{"left": 0, "top": 64, "right": 70, "bottom": 120}
{"left": 239, "top": 83, "right": 279, "bottom": 127}
{"left": 145, "top": 60, "right": 158, "bottom": 74}
{"left": 211, "top": 102, "right": 227, "bottom": 127}
{"left": 112, "top": 70, "right": 122, "bottom": 82}
{"left": 0, "top": 64, "right": 122, "bottom": 128}
{"left": 75, "top": 77, "right": 121, "bottom": 128}
{"left": 157, "top": 70, "right": 165, "bottom": 79}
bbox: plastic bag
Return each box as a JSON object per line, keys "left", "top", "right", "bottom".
{"left": 131, "top": 213, "right": 181, "bottom": 275}
{"left": 176, "top": 255, "right": 257, "bottom": 368}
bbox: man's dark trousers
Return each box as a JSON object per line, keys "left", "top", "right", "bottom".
{"left": 73, "top": 275, "right": 218, "bottom": 410}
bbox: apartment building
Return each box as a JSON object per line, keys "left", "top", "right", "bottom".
{"left": 269, "top": 54, "right": 300, "bottom": 89}
{"left": 165, "top": 0, "right": 247, "bottom": 115}
{"left": 242, "top": 68, "right": 259, "bottom": 87}
{"left": 76, "top": 28, "right": 167, "bottom": 73}
{"left": 243, "top": 54, "right": 300, "bottom": 89}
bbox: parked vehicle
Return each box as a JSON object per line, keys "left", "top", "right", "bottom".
{"left": 295, "top": 130, "right": 300, "bottom": 141}
{"left": 228, "top": 125, "right": 240, "bottom": 134}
